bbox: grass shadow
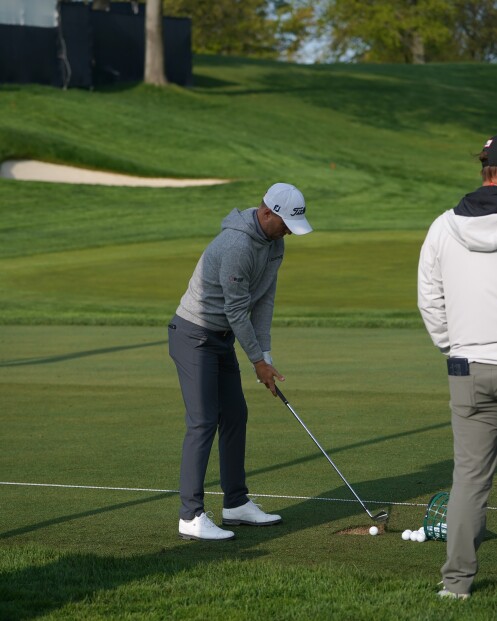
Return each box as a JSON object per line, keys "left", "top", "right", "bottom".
{"left": 0, "top": 459, "right": 456, "bottom": 619}
{"left": 192, "top": 74, "right": 239, "bottom": 89}
{"left": 234, "top": 63, "right": 497, "bottom": 133}
{"left": 204, "top": 419, "right": 451, "bottom": 492}
{"left": 0, "top": 494, "right": 169, "bottom": 541}
{"left": 0, "top": 340, "right": 167, "bottom": 367}
{"left": 272, "top": 459, "right": 454, "bottom": 532}
{"left": 0, "top": 546, "right": 266, "bottom": 620}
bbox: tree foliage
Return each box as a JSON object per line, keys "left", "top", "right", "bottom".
{"left": 104, "top": 0, "right": 497, "bottom": 64}
{"left": 450, "top": 0, "right": 497, "bottom": 61}
{"left": 324, "top": 0, "right": 455, "bottom": 63}
{"left": 164, "top": 0, "right": 314, "bottom": 59}
{"left": 323, "top": 0, "right": 497, "bottom": 63}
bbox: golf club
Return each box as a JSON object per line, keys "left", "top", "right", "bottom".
{"left": 275, "top": 386, "right": 388, "bottom": 523}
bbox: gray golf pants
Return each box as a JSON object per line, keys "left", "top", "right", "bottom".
{"left": 442, "top": 362, "right": 497, "bottom": 595}
{"left": 168, "top": 315, "right": 249, "bottom": 520}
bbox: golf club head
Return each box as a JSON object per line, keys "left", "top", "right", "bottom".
{"left": 373, "top": 511, "right": 389, "bottom": 523}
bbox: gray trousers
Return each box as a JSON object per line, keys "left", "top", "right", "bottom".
{"left": 168, "top": 315, "right": 249, "bottom": 520}
{"left": 442, "top": 362, "right": 497, "bottom": 594}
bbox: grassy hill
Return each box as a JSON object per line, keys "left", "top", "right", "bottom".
{"left": 0, "top": 56, "right": 496, "bottom": 326}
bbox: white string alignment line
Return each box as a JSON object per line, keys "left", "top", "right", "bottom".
{"left": 2, "top": 481, "right": 496, "bottom": 511}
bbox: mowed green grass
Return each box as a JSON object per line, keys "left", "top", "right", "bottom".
{"left": 2, "top": 56, "right": 497, "bottom": 618}
{"left": 1, "top": 57, "right": 496, "bottom": 328}
{"left": 0, "top": 231, "right": 423, "bottom": 327}
{"left": 1, "top": 325, "right": 496, "bottom": 620}
{"left": 1, "top": 60, "right": 495, "bottom": 256}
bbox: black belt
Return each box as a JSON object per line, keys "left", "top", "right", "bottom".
{"left": 170, "top": 315, "right": 232, "bottom": 337}
{"left": 199, "top": 321, "right": 232, "bottom": 337}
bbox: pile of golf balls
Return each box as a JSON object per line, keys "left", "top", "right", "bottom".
{"left": 401, "top": 527, "right": 426, "bottom": 542}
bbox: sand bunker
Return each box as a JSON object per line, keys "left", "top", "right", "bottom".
{"left": 0, "top": 160, "right": 229, "bottom": 188}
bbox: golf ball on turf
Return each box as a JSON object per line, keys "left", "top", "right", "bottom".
{"left": 369, "top": 526, "right": 379, "bottom": 536}
{"left": 401, "top": 529, "right": 412, "bottom": 540}
{"left": 410, "top": 531, "right": 418, "bottom": 541}
{"left": 417, "top": 531, "right": 427, "bottom": 543}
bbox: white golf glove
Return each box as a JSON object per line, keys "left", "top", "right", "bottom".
{"left": 262, "top": 351, "right": 273, "bottom": 365}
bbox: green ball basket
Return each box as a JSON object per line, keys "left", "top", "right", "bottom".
{"left": 423, "top": 492, "right": 449, "bottom": 541}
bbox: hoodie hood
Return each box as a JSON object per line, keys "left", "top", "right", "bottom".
{"left": 444, "top": 186, "right": 497, "bottom": 252}
{"left": 221, "top": 208, "right": 270, "bottom": 245}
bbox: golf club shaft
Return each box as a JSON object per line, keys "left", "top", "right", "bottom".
{"left": 275, "top": 386, "right": 377, "bottom": 520}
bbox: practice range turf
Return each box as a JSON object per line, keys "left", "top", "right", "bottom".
{"left": 1, "top": 56, "right": 497, "bottom": 619}
{"left": 2, "top": 325, "right": 497, "bottom": 619}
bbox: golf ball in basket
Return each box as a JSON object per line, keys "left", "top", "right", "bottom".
{"left": 369, "top": 526, "right": 379, "bottom": 536}
{"left": 401, "top": 529, "right": 412, "bottom": 540}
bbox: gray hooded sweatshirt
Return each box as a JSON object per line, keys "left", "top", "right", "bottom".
{"left": 176, "top": 208, "right": 284, "bottom": 363}
{"left": 418, "top": 186, "right": 497, "bottom": 363}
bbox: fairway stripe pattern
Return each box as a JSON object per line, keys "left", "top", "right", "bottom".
{"left": 2, "top": 481, "right": 496, "bottom": 510}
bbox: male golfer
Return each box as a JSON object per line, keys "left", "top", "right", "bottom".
{"left": 418, "top": 135, "right": 497, "bottom": 598}
{"left": 169, "top": 183, "right": 313, "bottom": 540}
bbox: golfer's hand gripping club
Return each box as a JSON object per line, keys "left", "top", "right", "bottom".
{"left": 254, "top": 358, "right": 285, "bottom": 396}
{"left": 253, "top": 351, "right": 273, "bottom": 380}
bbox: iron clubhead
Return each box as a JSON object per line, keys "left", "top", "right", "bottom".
{"left": 373, "top": 511, "right": 389, "bottom": 523}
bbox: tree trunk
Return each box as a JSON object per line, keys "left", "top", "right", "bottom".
{"left": 410, "top": 31, "right": 425, "bottom": 64}
{"left": 144, "top": 0, "right": 167, "bottom": 86}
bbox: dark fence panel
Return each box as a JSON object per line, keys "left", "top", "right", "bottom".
{"left": 0, "top": 24, "right": 58, "bottom": 85}
{"left": 59, "top": 3, "right": 93, "bottom": 88}
{"left": 105, "top": 2, "right": 145, "bottom": 16}
{"left": 91, "top": 10, "right": 193, "bottom": 87}
{"left": 91, "top": 10, "right": 145, "bottom": 85}
{"left": 164, "top": 17, "right": 193, "bottom": 87}
{"left": 0, "top": 2, "right": 192, "bottom": 89}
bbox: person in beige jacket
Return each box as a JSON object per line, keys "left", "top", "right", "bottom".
{"left": 418, "top": 135, "right": 497, "bottom": 599}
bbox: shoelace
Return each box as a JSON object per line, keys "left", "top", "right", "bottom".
{"left": 250, "top": 498, "right": 263, "bottom": 511}
{"left": 200, "top": 511, "right": 216, "bottom": 528}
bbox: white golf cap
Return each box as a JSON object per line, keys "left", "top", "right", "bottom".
{"left": 263, "top": 182, "right": 313, "bottom": 235}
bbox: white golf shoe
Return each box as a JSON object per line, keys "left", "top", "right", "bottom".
{"left": 437, "top": 588, "right": 470, "bottom": 600}
{"left": 179, "top": 512, "right": 235, "bottom": 541}
{"left": 222, "top": 500, "right": 282, "bottom": 526}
